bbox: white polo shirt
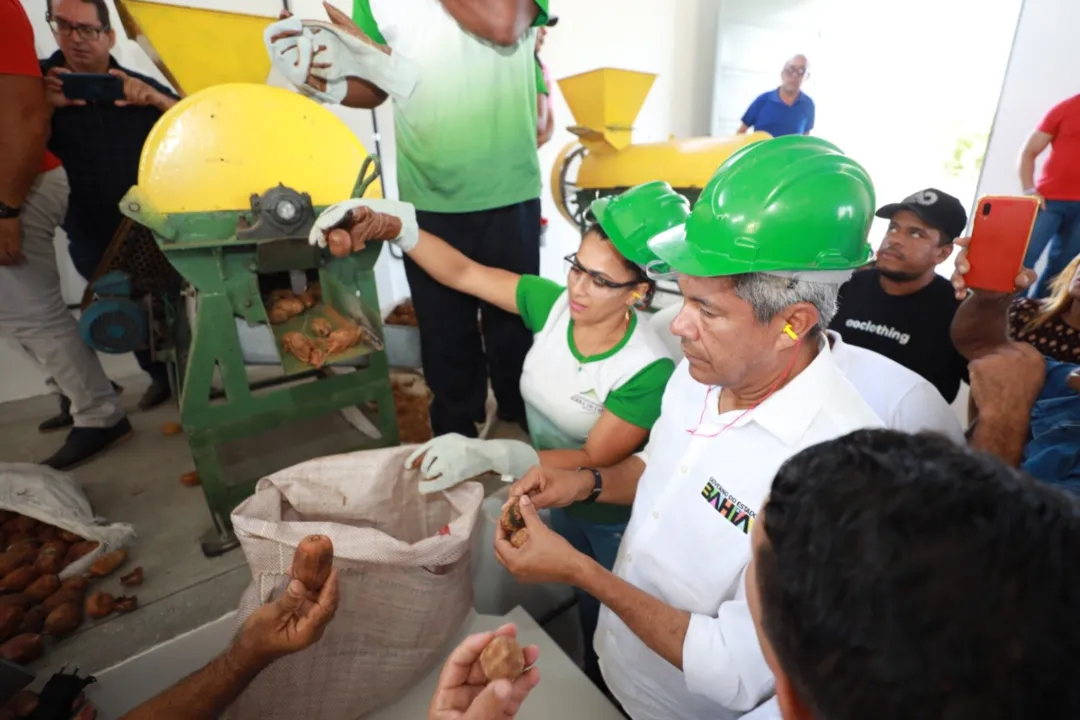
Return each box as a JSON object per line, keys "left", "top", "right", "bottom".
{"left": 828, "top": 331, "right": 965, "bottom": 443}
{"left": 594, "top": 342, "right": 883, "bottom": 720}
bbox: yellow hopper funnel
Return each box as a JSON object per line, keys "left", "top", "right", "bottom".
{"left": 557, "top": 68, "right": 656, "bottom": 154}
{"left": 114, "top": 0, "right": 275, "bottom": 95}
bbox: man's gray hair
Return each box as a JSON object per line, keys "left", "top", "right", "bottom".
{"left": 731, "top": 273, "right": 840, "bottom": 333}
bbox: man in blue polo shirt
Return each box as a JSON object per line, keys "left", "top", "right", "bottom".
{"left": 738, "top": 54, "right": 815, "bottom": 138}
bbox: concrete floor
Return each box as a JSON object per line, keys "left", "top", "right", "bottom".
{"left": 0, "top": 375, "right": 250, "bottom": 679}
{"left": 0, "top": 372, "right": 552, "bottom": 685}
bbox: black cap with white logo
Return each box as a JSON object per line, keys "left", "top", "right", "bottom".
{"left": 876, "top": 188, "right": 968, "bottom": 240}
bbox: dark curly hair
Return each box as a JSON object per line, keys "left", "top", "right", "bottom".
{"left": 757, "top": 429, "right": 1080, "bottom": 720}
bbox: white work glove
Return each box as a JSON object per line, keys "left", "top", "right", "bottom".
{"left": 264, "top": 9, "right": 419, "bottom": 105}
{"left": 309, "top": 198, "right": 419, "bottom": 252}
{"left": 264, "top": 16, "right": 346, "bottom": 104}
{"left": 407, "top": 435, "right": 541, "bottom": 495}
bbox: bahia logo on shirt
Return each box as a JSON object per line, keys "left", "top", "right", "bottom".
{"left": 701, "top": 478, "right": 756, "bottom": 535}
{"left": 570, "top": 388, "right": 604, "bottom": 414}
{"left": 844, "top": 318, "right": 911, "bottom": 346}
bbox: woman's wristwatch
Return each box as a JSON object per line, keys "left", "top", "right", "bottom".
{"left": 577, "top": 467, "right": 603, "bottom": 504}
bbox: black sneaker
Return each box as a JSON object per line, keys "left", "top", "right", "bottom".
{"left": 38, "top": 394, "right": 73, "bottom": 434}
{"left": 43, "top": 418, "right": 135, "bottom": 471}
{"left": 38, "top": 381, "right": 124, "bottom": 434}
{"left": 137, "top": 379, "right": 172, "bottom": 411}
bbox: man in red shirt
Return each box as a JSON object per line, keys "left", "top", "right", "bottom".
{"left": 0, "top": 0, "right": 131, "bottom": 469}
{"left": 1019, "top": 94, "right": 1080, "bottom": 298}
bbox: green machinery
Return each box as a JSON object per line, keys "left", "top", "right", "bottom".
{"left": 120, "top": 83, "right": 400, "bottom": 555}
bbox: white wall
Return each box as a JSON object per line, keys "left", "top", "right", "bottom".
{"left": 537, "top": 0, "right": 722, "bottom": 278}
{"left": 976, "top": 0, "right": 1080, "bottom": 200}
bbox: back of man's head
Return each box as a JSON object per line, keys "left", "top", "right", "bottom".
{"left": 756, "top": 429, "right": 1080, "bottom": 720}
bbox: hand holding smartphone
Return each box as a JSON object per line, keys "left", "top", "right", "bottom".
{"left": 963, "top": 195, "right": 1040, "bottom": 293}
{"left": 59, "top": 72, "right": 126, "bottom": 103}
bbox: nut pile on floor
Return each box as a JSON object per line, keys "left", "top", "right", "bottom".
{"left": 268, "top": 284, "right": 383, "bottom": 368}
{"left": 391, "top": 371, "right": 433, "bottom": 444}
{"left": 0, "top": 512, "right": 142, "bottom": 668}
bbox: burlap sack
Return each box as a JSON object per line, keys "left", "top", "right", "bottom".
{"left": 226, "top": 445, "right": 483, "bottom": 719}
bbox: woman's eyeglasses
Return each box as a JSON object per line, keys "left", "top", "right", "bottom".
{"left": 48, "top": 17, "right": 108, "bottom": 41}
{"left": 564, "top": 254, "right": 639, "bottom": 291}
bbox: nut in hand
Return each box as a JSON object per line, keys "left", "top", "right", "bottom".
{"left": 479, "top": 635, "right": 526, "bottom": 681}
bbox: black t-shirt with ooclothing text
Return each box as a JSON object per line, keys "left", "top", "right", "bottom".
{"left": 829, "top": 269, "right": 969, "bottom": 403}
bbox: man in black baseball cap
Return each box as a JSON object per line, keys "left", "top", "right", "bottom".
{"left": 829, "top": 188, "right": 971, "bottom": 404}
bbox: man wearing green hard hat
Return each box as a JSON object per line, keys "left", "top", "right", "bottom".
{"left": 496, "top": 136, "right": 884, "bottom": 720}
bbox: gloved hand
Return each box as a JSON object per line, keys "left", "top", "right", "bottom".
{"left": 263, "top": 5, "right": 420, "bottom": 105}
{"left": 264, "top": 16, "right": 347, "bottom": 105}
{"left": 407, "top": 435, "right": 540, "bottom": 495}
{"left": 309, "top": 198, "right": 419, "bottom": 252}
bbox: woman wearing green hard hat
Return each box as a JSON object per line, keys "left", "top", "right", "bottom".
{"left": 493, "top": 136, "right": 887, "bottom": 720}
{"left": 322, "top": 181, "right": 687, "bottom": 688}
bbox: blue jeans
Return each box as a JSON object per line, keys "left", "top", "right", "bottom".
{"left": 548, "top": 508, "right": 626, "bottom": 689}
{"left": 1021, "top": 359, "right": 1080, "bottom": 494}
{"left": 1024, "top": 200, "right": 1080, "bottom": 298}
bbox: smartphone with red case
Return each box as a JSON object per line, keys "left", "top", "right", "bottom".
{"left": 965, "top": 195, "right": 1040, "bottom": 293}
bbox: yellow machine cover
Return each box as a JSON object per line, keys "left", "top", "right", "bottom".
{"left": 137, "top": 83, "right": 381, "bottom": 213}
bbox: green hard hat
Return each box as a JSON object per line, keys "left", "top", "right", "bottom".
{"left": 590, "top": 181, "right": 690, "bottom": 273}
{"left": 648, "top": 135, "right": 875, "bottom": 279}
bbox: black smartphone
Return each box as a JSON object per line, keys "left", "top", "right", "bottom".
{"left": 0, "top": 658, "right": 34, "bottom": 707}
{"left": 60, "top": 72, "right": 125, "bottom": 103}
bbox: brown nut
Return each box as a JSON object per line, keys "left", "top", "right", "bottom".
{"left": 0, "top": 634, "right": 43, "bottom": 664}
{"left": 0, "top": 606, "right": 23, "bottom": 643}
{"left": 42, "top": 590, "right": 84, "bottom": 615}
{"left": 0, "top": 595, "right": 33, "bottom": 612}
{"left": 180, "top": 471, "right": 201, "bottom": 487}
{"left": 327, "top": 228, "right": 352, "bottom": 258}
{"left": 57, "top": 530, "right": 84, "bottom": 543}
{"left": 5, "top": 536, "right": 36, "bottom": 553}
{"left": 23, "top": 574, "right": 59, "bottom": 602}
{"left": 114, "top": 595, "right": 138, "bottom": 613}
{"left": 291, "top": 535, "right": 334, "bottom": 592}
{"left": 0, "top": 553, "right": 23, "bottom": 578}
{"left": 160, "top": 422, "right": 183, "bottom": 436}
{"left": 88, "top": 549, "right": 127, "bottom": 578}
{"left": 86, "top": 592, "right": 115, "bottom": 619}
{"left": 509, "top": 528, "right": 529, "bottom": 549}
{"left": 17, "top": 606, "right": 47, "bottom": 635}
{"left": 34, "top": 549, "right": 64, "bottom": 576}
{"left": 120, "top": 567, "right": 144, "bottom": 587}
{"left": 44, "top": 601, "right": 82, "bottom": 637}
{"left": 0, "top": 567, "right": 39, "bottom": 593}
{"left": 499, "top": 500, "right": 526, "bottom": 536}
{"left": 60, "top": 576, "right": 90, "bottom": 594}
{"left": 34, "top": 525, "right": 58, "bottom": 542}
{"left": 479, "top": 635, "right": 526, "bottom": 681}
{"left": 40, "top": 539, "right": 69, "bottom": 556}
{"left": 2, "top": 517, "right": 37, "bottom": 535}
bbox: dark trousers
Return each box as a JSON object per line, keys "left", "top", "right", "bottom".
{"left": 406, "top": 199, "right": 540, "bottom": 437}
{"left": 69, "top": 241, "right": 169, "bottom": 385}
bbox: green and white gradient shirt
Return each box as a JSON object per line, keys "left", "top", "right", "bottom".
{"left": 352, "top": 0, "right": 548, "bottom": 213}
{"left": 517, "top": 276, "right": 675, "bottom": 525}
